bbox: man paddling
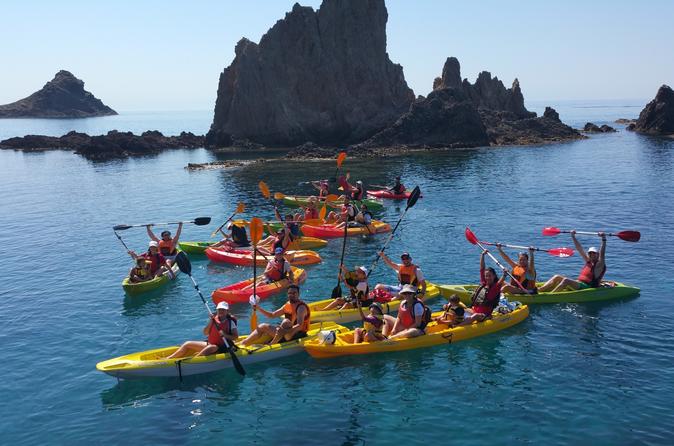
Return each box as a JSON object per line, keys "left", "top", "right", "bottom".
{"left": 374, "top": 251, "right": 427, "bottom": 298}
{"left": 389, "top": 176, "right": 406, "bottom": 194}
{"left": 538, "top": 232, "right": 607, "bottom": 292}
{"left": 166, "top": 301, "right": 239, "bottom": 358}
{"left": 146, "top": 222, "right": 182, "bottom": 264}
{"left": 240, "top": 285, "right": 310, "bottom": 346}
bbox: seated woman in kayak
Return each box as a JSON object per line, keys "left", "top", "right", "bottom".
{"left": 334, "top": 197, "right": 357, "bottom": 228}
{"left": 464, "top": 252, "right": 505, "bottom": 323}
{"left": 311, "top": 180, "right": 330, "bottom": 199}
{"left": 497, "top": 246, "right": 537, "bottom": 294}
{"left": 355, "top": 203, "right": 373, "bottom": 226}
{"left": 388, "top": 284, "right": 430, "bottom": 339}
{"left": 322, "top": 265, "right": 371, "bottom": 311}
{"left": 353, "top": 302, "right": 389, "bottom": 344}
{"left": 167, "top": 302, "right": 238, "bottom": 358}
{"left": 538, "top": 232, "right": 607, "bottom": 293}
{"left": 128, "top": 241, "right": 174, "bottom": 278}
{"left": 146, "top": 222, "right": 182, "bottom": 264}
{"left": 390, "top": 176, "right": 406, "bottom": 194}
{"left": 212, "top": 222, "right": 250, "bottom": 250}
{"left": 434, "top": 294, "right": 466, "bottom": 327}
{"left": 128, "top": 257, "right": 153, "bottom": 283}
{"left": 274, "top": 207, "right": 301, "bottom": 239}
{"left": 257, "top": 228, "right": 292, "bottom": 256}
{"left": 301, "top": 196, "right": 321, "bottom": 221}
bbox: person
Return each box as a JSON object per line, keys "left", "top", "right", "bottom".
{"left": 390, "top": 176, "right": 406, "bottom": 195}
{"left": 247, "top": 247, "right": 294, "bottom": 288}
{"left": 212, "top": 222, "right": 250, "bottom": 250}
{"left": 257, "top": 228, "right": 292, "bottom": 256}
{"left": 128, "top": 241, "right": 173, "bottom": 278}
{"left": 274, "top": 207, "right": 301, "bottom": 239}
{"left": 311, "top": 180, "right": 330, "bottom": 199}
{"left": 146, "top": 223, "right": 182, "bottom": 264}
{"left": 302, "top": 196, "right": 320, "bottom": 220}
{"left": 355, "top": 203, "right": 373, "bottom": 227}
{"left": 496, "top": 246, "right": 537, "bottom": 294}
{"left": 128, "top": 257, "right": 153, "bottom": 283}
{"left": 434, "top": 294, "right": 466, "bottom": 327}
{"left": 388, "top": 284, "right": 429, "bottom": 339}
{"left": 464, "top": 251, "right": 505, "bottom": 323}
{"left": 167, "top": 302, "right": 239, "bottom": 358}
{"left": 321, "top": 265, "right": 370, "bottom": 311}
{"left": 374, "top": 251, "right": 427, "bottom": 298}
{"left": 350, "top": 180, "right": 365, "bottom": 201}
{"left": 538, "top": 232, "right": 607, "bottom": 292}
{"left": 240, "top": 285, "right": 310, "bottom": 346}
{"left": 335, "top": 195, "right": 357, "bottom": 228}
{"left": 353, "top": 301, "right": 388, "bottom": 344}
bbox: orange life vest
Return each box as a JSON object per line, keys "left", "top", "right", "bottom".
{"left": 578, "top": 260, "right": 606, "bottom": 287}
{"left": 266, "top": 259, "right": 288, "bottom": 282}
{"left": 511, "top": 265, "right": 536, "bottom": 289}
{"left": 282, "top": 300, "right": 310, "bottom": 332}
{"left": 158, "top": 239, "right": 176, "bottom": 256}
{"left": 398, "top": 264, "right": 419, "bottom": 286}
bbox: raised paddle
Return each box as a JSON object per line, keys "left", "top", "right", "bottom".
{"left": 479, "top": 241, "right": 575, "bottom": 258}
{"left": 112, "top": 228, "right": 132, "bottom": 251}
{"left": 249, "top": 217, "right": 265, "bottom": 331}
{"left": 174, "top": 252, "right": 245, "bottom": 376}
{"left": 330, "top": 152, "right": 347, "bottom": 182}
{"left": 542, "top": 227, "right": 641, "bottom": 242}
{"left": 465, "top": 228, "right": 531, "bottom": 294}
{"left": 113, "top": 217, "right": 211, "bottom": 231}
{"left": 259, "top": 181, "right": 271, "bottom": 200}
{"left": 332, "top": 216, "right": 349, "bottom": 299}
{"left": 211, "top": 202, "right": 245, "bottom": 238}
{"left": 367, "top": 186, "right": 421, "bottom": 277}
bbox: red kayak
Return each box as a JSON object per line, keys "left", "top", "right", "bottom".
{"left": 301, "top": 221, "right": 391, "bottom": 238}
{"left": 211, "top": 267, "right": 307, "bottom": 304}
{"left": 367, "top": 189, "right": 414, "bottom": 200}
{"left": 205, "top": 247, "right": 322, "bottom": 266}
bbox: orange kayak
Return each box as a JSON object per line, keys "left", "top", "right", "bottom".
{"left": 300, "top": 221, "right": 391, "bottom": 238}
{"left": 211, "top": 267, "right": 307, "bottom": 304}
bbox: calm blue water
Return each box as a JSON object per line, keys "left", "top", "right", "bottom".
{"left": 1, "top": 101, "right": 673, "bottom": 445}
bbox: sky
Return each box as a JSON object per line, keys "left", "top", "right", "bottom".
{"left": 1, "top": 0, "right": 672, "bottom": 111}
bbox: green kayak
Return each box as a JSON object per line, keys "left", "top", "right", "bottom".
{"left": 178, "top": 241, "right": 214, "bottom": 254}
{"left": 437, "top": 282, "right": 640, "bottom": 305}
{"left": 122, "top": 263, "right": 180, "bottom": 296}
{"left": 282, "top": 195, "right": 384, "bottom": 211}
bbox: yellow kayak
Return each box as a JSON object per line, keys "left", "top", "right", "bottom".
{"left": 304, "top": 306, "right": 529, "bottom": 359}
{"left": 96, "top": 321, "right": 347, "bottom": 379}
{"left": 308, "top": 283, "right": 442, "bottom": 323}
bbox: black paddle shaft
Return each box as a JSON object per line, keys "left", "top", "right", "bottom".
{"left": 332, "top": 220, "right": 349, "bottom": 298}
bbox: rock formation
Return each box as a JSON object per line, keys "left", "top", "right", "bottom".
{"left": 0, "top": 131, "right": 203, "bottom": 160}
{"left": 630, "top": 85, "right": 674, "bottom": 135}
{"left": 0, "top": 71, "right": 117, "bottom": 118}
{"left": 583, "top": 122, "right": 617, "bottom": 133}
{"left": 206, "top": 0, "right": 414, "bottom": 147}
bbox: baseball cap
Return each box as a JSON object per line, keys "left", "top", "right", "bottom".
{"left": 148, "top": 241, "right": 159, "bottom": 248}
{"left": 357, "top": 266, "right": 368, "bottom": 274}
{"left": 216, "top": 301, "right": 229, "bottom": 310}
{"left": 400, "top": 284, "right": 417, "bottom": 294}
{"left": 587, "top": 247, "right": 598, "bottom": 254}
{"left": 400, "top": 252, "right": 411, "bottom": 259}
{"left": 274, "top": 247, "right": 284, "bottom": 255}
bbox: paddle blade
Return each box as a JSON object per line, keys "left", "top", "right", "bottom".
{"left": 250, "top": 309, "right": 258, "bottom": 331}
{"left": 336, "top": 151, "right": 347, "bottom": 168}
{"left": 193, "top": 217, "right": 211, "bottom": 226}
{"left": 318, "top": 205, "right": 327, "bottom": 220}
{"left": 617, "top": 230, "right": 641, "bottom": 242}
{"left": 465, "top": 227, "right": 478, "bottom": 245}
{"left": 273, "top": 192, "right": 285, "bottom": 200}
{"left": 236, "top": 202, "right": 245, "bottom": 213}
{"left": 250, "top": 217, "right": 264, "bottom": 245}
{"left": 542, "top": 227, "right": 562, "bottom": 236}
{"left": 259, "top": 181, "right": 270, "bottom": 199}
{"left": 331, "top": 284, "right": 342, "bottom": 299}
{"left": 325, "top": 194, "right": 339, "bottom": 203}
{"left": 112, "top": 224, "right": 131, "bottom": 231}
{"left": 406, "top": 186, "right": 421, "bottom": 209}
{"left": 548, "top": 247, "right": 575, "bottom": 258}
{"left": 175, "top": 252, "right": 192, "bottom": 275}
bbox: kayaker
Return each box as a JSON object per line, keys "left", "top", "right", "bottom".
{"left": 497, "top": 246, "right": 537, "bottom": 294}
{"left": 335, "top": 196, "right": 356, "bottom": 227}
{"left": 212, "top": 222, "right": 250, "bottom": 250}
{"left": 390, "top": 176, "right": 406, "bottom": 195}
{"left": 146, "top": 223, "right": 182, "bottom": 264}
{"left": 350, "top": 180, "right": 365, "bottom": 201}
{"left": 311, "top": 180, "right": 330, "bottom": 199}
{"left": 240, "top": 285, "right": 310, "bottom": 346}
{"left": 260, "top": 247, "right": 294, "bottom": 285}
{"left": 353, "top": 301, "right": 387, "bottom": 344}
{"left": 128, "top": 257, "right": 153, "bottom": 283}
{"left": 434, "top": 294, "right": 466, "bottom": 327}
{"left": 128, "top": 241, "right": 173, "bottom": 278}
{"left": 388, "top": 284, "right": 429, "bottom": 339}
{"left": 274, "top": 207, "right": 301, "bottom": 240}
{"left": 302, "top": 196, "right": 320, "bottom": 220}
{"left": 355, "top": 203, "right": 373, "bottom": 227}
{"left": 321, "top": 265, "right": 371, "bottom": 311}
{"left": 464, "top": 251, "right": 505, "bottom": 323}
{"left": 538, "top": 232, "right": 607, "bottom": 292}
{"left": 166, "top": 301, "right": 239, "bottom": 359}
{"left": 374, "top": 252, "right": 427, "bottom": 298}
{"left": 257, "top": 228, "right": 292, "bottom": 256}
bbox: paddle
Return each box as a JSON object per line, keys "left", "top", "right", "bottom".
{"left": 542, "top": 227, "right": 641, "bottom": 242}
{"left": 318, "top": 204, "right": 327, "bottom": 221}
{"left": 112, "top": 228, "right": 132, "bottom": 251}
{"left": 332, "top": 217, "right": 349, "bottom": 299}
{"left": 298, "top": 179, "right": 328, "bottom": 186}
{"left": 174, "top": 252, "right": 245, "bottom": 376}
{"left": 367, "top": 186, "right": 421, "bottom": 277}
{"left": 479, "top": 241, "right": 575, "bottom": 258}
{"left": 249, "top": 217, "right": 264, "bottom": 331}
{"left": 211, "top": 202, "right": 245, "bottom": 238}
{"left": 465, "top": 228, "right": 530, "bottom": 294}
{"left": 331, "top": 152, "right": 347, "bottom": 182}
{"left": 112, "top": 217, "right": 211, "bottom": 231}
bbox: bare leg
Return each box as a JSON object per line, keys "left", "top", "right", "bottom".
{"left": 388, "top": 327, "right": 424, "bottom": 340}
{"left": 322, "top": 298, "right": 345, "bottom": 311}
{"left": 167, "top": 341, "right": 208, "bottom": 359}
{"left": 538, "top": 275, "right": 565, "bottom": 292}
{"left": 382, "top": 315, "right": 396, "bottom": 337}
{"left": 269, "top": 319, "right": 293, "bottom": 345}
{"left": 240, "top": 323, "right": 276, "bottom": 346}
{"left": 502, "top": 284, "right": 526, "bottom": 295}
{"left": 552, "top": 278, "right": 582, "bottom": 293}
{"left": 195, "top": 344, "right": 219, "bottom": 357}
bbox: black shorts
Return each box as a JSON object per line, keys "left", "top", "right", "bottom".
{"left": 359, "top": 298, "right": 374, "bottom": 307}
{"left": 204, "top": 341, "right": 229, "bottom": 354}
{"left": 280, "top": 331, "right": 307, "bottom": 343}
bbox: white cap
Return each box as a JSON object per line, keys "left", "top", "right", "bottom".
{"left": 249, "top": 294, "right": 260, "bottom": 305}
{"left": 357, "top": 266, "right": 368, "bottom": 274}
{"left": 148, "top": 241, "right": 159, "bottom": 248}
{"left": 356, "top": 180, "right": 363, "bottom": 185}
{"left": 587, "top": 247, "right": 599, "bottom": 254}
{"left": 216, "top": 301, "right": 229, "bottom": 310}
{"left": 400, "top": 284, "right": 417, "bottom": 294}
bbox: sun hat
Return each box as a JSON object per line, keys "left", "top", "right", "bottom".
{"left": 400, "top": 284, "right": 417, "bottom": 294}
{"left": 587, "top": 247, "right": 599, "bottom": 253}
{"left": 216, "top": 301, "right": 229, "bottom": 310}
{"left": 148, "top": 241, "right": 159, "bottom": 248}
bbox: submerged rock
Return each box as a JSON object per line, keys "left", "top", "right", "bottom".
{"left": 0, "top": 71, "right": 117, "bottom": 118}
{"left": 206, "top": 0, "right": 414, "bottom": 147}
{"left": 631, "top": 85, "right": 674, "bottom": 135}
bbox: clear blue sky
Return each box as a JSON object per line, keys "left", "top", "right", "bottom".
{"left": 1, "top": 0, "right": 672, "bottom": 111}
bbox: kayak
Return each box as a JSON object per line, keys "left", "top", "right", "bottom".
{"left": 437, "top": 281, "right": 640, "bottom": 305}
{"left": 309, "top": 283, "right": 442, "bottom": 323}
{"left": 204, "top": 248, "right": 322, "bottom": 266}
{"left": 283, "top": 195, "right": 384, "bottom": 211}
{"left": 96, "top": 321, "right": 347, "bottom": 379}
{"left": 121, "top": 262, "right": 180, "bottom": 296}
{"left": 178, "top": 241, "right": 219, "bottom": 254}
{"left": 179, "top": 236, "right": 328, "bottom": 253}
{"left": 301, "top": 221, "right": 391, "bottom": 238}
{"left": 304, "top": 305, "right": 529, "bottom": 359}
{"left": 367, "top": 189, "right": 412, "bottom": 200}
{"left": 212, "top": 267, "right": 307, "bottom": 304}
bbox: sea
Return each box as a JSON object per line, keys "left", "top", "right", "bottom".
{"left": 1, "top": 100, "right": 673, "bottom": 445}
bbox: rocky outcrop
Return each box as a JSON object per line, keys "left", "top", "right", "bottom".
{"left": 0, "top": 71, "right": 116, "bottom": 118}
{"left": 631, "top": 85, "right": 674, "bottom": 135}
{"left": 543, "top": 107, "right": 560, "bottom": 122}
{"left": 206, "top": 0, "right": 414, "bottom": 147}
{"left": 0, "top": 131, "right": 203, "bottom": 160}
{"left": 583, "top": 122, "right": 617, "bottom": 133}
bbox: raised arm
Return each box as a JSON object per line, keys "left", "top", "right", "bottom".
{"left": 572, "top": 232, "right": 588, "bottom": 262}
{"left": 496, "top": 245, "right": 516, "bottom": 268}
{"left": 146, "top": 225, "right": 159, "bottom": 242}
{"left": 528, "top": 247, "right": 536, "bottom": 276}
{"left": 379, "top": 252, "right": 400, "bottom": 272}
{"left": 173, "top": 222, "right": 183, "bottom": 243}
{"left": 480, "top": 250, "right": 487, "bottom": 271}
{"left": 598, "top": 232, "right": 607, "bottom": 264}
{"left": 274, "top": 207, "right": 282, "bottom": 222}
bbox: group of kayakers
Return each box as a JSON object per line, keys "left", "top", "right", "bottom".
{"left": 126, "top": 223, "right": 182, "bottom": 283}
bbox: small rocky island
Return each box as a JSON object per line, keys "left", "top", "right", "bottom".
{"left": 628, "top": 85, "right": 674, "bottom": 135}
{"left": 0, "top": 70, "right": 117, "bottom": 118}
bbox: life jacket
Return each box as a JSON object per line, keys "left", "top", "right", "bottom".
{"left": 398, "top": 264, "right": 420, "bottom": 287}
{"left": 158, "top": 239, "right": 176, "bottom": 256}
{"left": 282, "top": 300, "right": 311, "bottom": 332}
{"left": 342, "top": 204, "right": 355, "bottom": 221}
{"left": 273, "top": 236, "right": 288, "bottom": 251}
{"left": 143, "top": 252, "right": 165, "bottom": 274}
{"left": 363, "top": 314, "right": 384, "bottom": 334}
{"left": 350, "top": 281, "right": 370, "bottom": 302}
{"left": 305, "top": 207, "right": 319, "bottom": 220}
{"left": 446, "top": 304, "right": 465, "bottom": 324}
{"left": 398, "top": 298, "right": 431, "bottom": 329}
{"left": 131, "top": 266, "right": 152, "bottom": 280}
{"left": 351, "top": 187, "right": 364, "bottom": 201}
{"left": 471, "top": 283, "right": 501, "bottom": 313}
{"left": 393, "top": 183, "right": 406, "bottom": 194}
{"left": 266, "top": 258, "right": 288, "bottom": 282}
{"left": 287, "top": 222, "right": 300, "bottom": 238}
{"left": 231, "top": 224, "right": 250, "bottom": 246}
{"left": 207, "top": 315, "right": 237, "bottom": 346}
{"left": 511, "top": 265, "right": 536, "bottom": 290}
{"left": 577, "top": 260, "right": 606, "bottom": 287}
